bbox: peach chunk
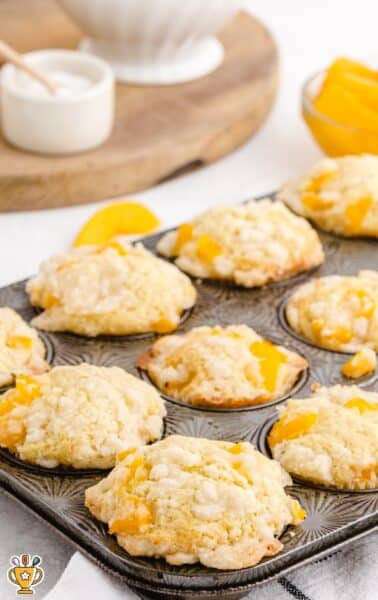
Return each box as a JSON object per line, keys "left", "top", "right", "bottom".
{"left": 196, "top": 235, "right": 222, "bottom": 262}
{"left": 342, "top": 349, "right": 377, "bottom": 379}
{"left": 173, "top": 224, "right": 193, "bottom": 254}
{"left": 269, "top": 413, "right": 318, "bottom": 447}
{"left": 7, "top": 336, "right": 33, "bottom": 350}
{"left": 250, "top": 341, "right": 287, "bottom": 393}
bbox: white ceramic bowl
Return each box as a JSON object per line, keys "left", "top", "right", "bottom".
{"left": 59, "top": 0, "right": 244, "bottom": 84}
{"left": 1, "top": 50, "right": 114, "bottom": 155}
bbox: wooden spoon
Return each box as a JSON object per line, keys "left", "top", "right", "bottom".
{"left": 0, "top": 39, "right": 60, "bottom": 95}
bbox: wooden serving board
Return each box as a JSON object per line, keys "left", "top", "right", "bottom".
{"left": 0, "top": 6, "right": 278, "bottom": 212}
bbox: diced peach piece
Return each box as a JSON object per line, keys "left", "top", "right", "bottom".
{"left": 153, "top": 318, "right": 176, "bottom": 333}
{"left": 173, "top": 224, "right": 193, "bottom": 254}
{"left": 306, "top": 172, "right": 336, "bottom": 192}
{"left": 301, "top": 172, "right": 336, "bottom": 211}
{"left": 0, "top": 376, "right": 39, "bottom": 449}
{"left": 0, "top": 421, "right": 26, "bottom": 449}
{"left": 196, "top": 235, "right": 222, "bottom": 262}
{"left": 228, "top": 442, "right": 244, "bottom": 455}
{"left": 43, "top": 293, "right": 59, "bottom": 309}
{"left": 312, "top": 321, "right": 353, "bottom": 345}
{"left": 127, "top": 456, "right": 146, "bottom": 480}
{"left": 341, "top": 348, "right": 377, "bottom": 379}
{"left": 14, "top": 375, "right": 41, "bottom": 403}
{"left": 302, "top": 193, "right": 335, "bottom": 211}
{"left": 269, "top": 413, "right": 318, "bottom": 447}
{"left": 0, "top": 376, "right": 41, "bottom": 418}
{"left": 250, "top": 341, "right": 287, "bottom": 393}
{"left": 344, "top": 397, "right": 378, "bottom": 413}
{"left": 7, "top": 336, "right": 33, "bottom": 350}
{"left": 311, "top": 319, "right": 325, "bottom": 342}
{"left": 332, "top": 327, "right": 354, "bottom": 344}
{"left": 116, "top": 448, "right": 136, "bottom": 462}
{"left": 109, "top": 512, "right": 152, "bottom": 535}
{"left": 233, "top": 462, "right": 253, "bottom": 483}
{"left": 291, "top": 499, "right": 307, "bottom": 523}
{"left": 345, "top": 197, "right": 373, "bottom": 234}
{"left": 353, "top": 465, "right": 377, "bottom": 484}
{"left": 344, "top": 288, "right": 376, "bottom": 318}
{"left": 109, "top": 496, "right": 153, "bottom": 535}
{"left": 227, "top": 331, "right": 243, "bottom": 339}
{"left": 0, "top": 397, "right": 17, "bottom": 417}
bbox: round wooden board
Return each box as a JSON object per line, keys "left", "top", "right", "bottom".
{"left": 0, "top": 12, "right": 278, "bottom": 212}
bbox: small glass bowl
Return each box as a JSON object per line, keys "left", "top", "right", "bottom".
{"left": 302, "top": 70, "right": 378, "bottom": 156}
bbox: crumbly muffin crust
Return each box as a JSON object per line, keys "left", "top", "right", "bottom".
{"left": 138, "top": 325, "right": 308, "bottom": 408}
{"left": 278, "top": 155, "right": 378, "bottom": 237}
{"left": 27, "top": 242, "right": 196, "bottom": 337}
{"left": 156, "top": 199, "right": 324, "bottom": 287}
{"left": 286, "top": 271, "right": 378, "bottom": 352}
{"left": 0, "top": 307, "right": 49, "bottom": 387}
{"left": 85, "top": 435, "right": 306, "bottom": 570}
{"left": 0, "top": 364, "right": 166, "bottom": 469}
{"left": 269, "top": 385, "right": 378, "bottom": 490}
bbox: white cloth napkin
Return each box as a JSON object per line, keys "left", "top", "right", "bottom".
{"left": 45, "top": 532, "right": 377, "bottom": 600}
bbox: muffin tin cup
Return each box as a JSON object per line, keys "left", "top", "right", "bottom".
{"left": 32, "top": 306, "right": 194, "bottom": 342}
{"left": 155, "top": 252, "right": 322, "bottom": 292}
{"left": 0, "top": 447, "right": 109, "bottom": 478}
{"left": 277, "top": 293, "right": 375, "bottom": 357}
{"left": 0, "top": 192, "right": 377, "bottom": 598}
{"left": 0, "top": 419, "right": 167, "bottom": 478}
{"left": 0, "top": 330, "right": 55, "bottom": 395}
{"left": 256, "top": 415, "right": 378, "bottom": 494}
{"left": 277, "top": 293, "right": 378, "bottom": 388}
{"left": 137, "top": 353, "right": 310, "bottom": 414}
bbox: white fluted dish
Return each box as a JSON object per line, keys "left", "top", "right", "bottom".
{"left": 60, "top": 0, "right": 244, "bottom": 84}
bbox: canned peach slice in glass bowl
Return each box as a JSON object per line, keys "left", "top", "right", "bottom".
{"left": 302, "top": 58, "right": 378, "bottom": 156}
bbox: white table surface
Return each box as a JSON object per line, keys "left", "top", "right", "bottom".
{"left": 1, "top": 0, "right": 377, "bottom": 597}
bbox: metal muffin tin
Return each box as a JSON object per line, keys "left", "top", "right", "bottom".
{"left": 0, "top": 193, "right": 377, "bottom": 599}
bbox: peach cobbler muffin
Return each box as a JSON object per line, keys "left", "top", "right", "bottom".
{"left": 85, "top": 435, "right": 306, "bottom": 570}
{"left": 0, "top": 307, "right": 49, "bottom": 387}
{"left": 278, "top": 155, "right": 378, "bottom": 237}
{"left": 0, "top": 364, "right": 166, "bottom": 469}
{"left": 26, "top": 242, "right": 196, "bottom": 337}
{"left": 269, "top": 385, "right": 378, "bottom": 490}
{"left": 286, "top": 271, "right": 378, "bottom": 352}
{"left": 138, "top": 325, "right": 307, "bottom": 408}
{"left": 156, "top": 199, "right": 324, "bottom": 287}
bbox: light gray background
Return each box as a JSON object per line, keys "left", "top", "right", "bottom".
{"left": 1, "top": 0, "right": 377, "bottom": 598}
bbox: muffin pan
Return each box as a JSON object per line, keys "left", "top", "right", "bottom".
{"left": 0, "top": 193, "right": 377, "bottom": 599}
